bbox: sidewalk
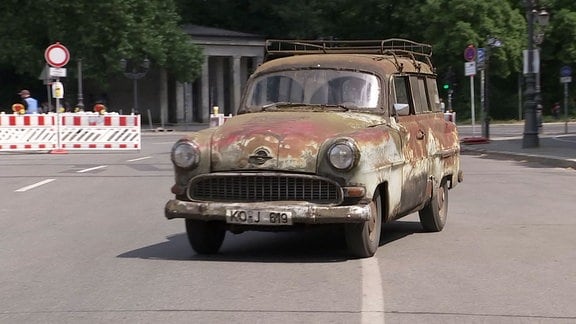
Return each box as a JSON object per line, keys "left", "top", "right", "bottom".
{"left": 460, "top": 132, "right": 576, "bottom": 169}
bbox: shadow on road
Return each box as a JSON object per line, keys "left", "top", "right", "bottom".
{"left": 117, "top": 220, "right": 424, "bottom": 263}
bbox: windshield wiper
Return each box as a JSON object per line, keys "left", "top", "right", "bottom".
{"left": 324, "top": 104, "right": 356, "bottom": 111}
{"left": 261, "top": 102, "right": 304, "bottom": 111}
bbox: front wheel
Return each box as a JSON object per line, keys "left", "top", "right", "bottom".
{"left": 345, "top": 189, "right": 382, "bottom": 258}
{"left": 185, "top": 219, "right": 226, "bottom": 254}
{"left": 419, "top": 180, "right": 448, "bottom": 232}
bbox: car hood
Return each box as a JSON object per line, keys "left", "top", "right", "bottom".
{"left": 210, "top": 111, "right": 386, "bottom": 172}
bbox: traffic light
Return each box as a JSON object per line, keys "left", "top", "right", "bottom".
{"left": 442, "top": 67, "right": 455, "bottom": 91}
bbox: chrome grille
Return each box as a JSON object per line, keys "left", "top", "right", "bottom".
{"left": 188, "top": 173, "right": 342, "bottom": 204}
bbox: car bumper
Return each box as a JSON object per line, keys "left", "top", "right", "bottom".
{"left": 164, "top": 199, "right": 372, "bottom": 224}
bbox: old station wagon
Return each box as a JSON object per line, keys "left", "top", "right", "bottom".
{"left": 165, "top": 39, "right": 463, "bottom": 258}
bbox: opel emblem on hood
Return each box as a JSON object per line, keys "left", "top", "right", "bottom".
{"left": 249, "top": 148, "right": 273, "bottom": 165}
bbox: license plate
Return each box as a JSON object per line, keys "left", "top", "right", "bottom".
{"left": 226, "top": 209, "right": 293, "bottom": 225}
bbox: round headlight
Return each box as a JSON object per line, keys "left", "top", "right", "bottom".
{"left": 328, "top": 141, "right": 358, "bottom": 170}
{"left": 171, "top": 141, "right": 200, "bottom": 169}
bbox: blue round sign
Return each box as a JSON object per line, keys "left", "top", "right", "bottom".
{"left": 560, "top": 65, "right": 572, "bottom": 77}
{"left": 464, "top": 45, "right": 476, "bottom": 62}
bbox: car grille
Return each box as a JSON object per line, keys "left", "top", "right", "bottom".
{"left": 188, "top": 173, "right": 342, "bottom": 204}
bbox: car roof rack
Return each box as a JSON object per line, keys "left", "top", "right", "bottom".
{"left": 265, "top": 38, "right": 433, "bottom": 68}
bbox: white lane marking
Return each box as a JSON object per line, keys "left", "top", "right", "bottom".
{"left": 361, "top": 257, "right": 386, "bottom": 323}
{"left": 15, "top": 179, "right": 56, "bottom": 192}
{"left": 553, "top": 135, "right": 576, "bottom": 144}
{"left": 127, "top": 156, "right": 152, "bottom": 162}
{"left": 77, "top": 165, "right": 107, "bottom": 173}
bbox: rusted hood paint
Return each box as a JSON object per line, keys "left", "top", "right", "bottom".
{"left": 210, "top": 111, "right": 386, "bottom": 172}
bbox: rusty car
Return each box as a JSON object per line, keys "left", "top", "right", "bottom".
{"left": 165, "top": 39, "right": 463, "bottom": 258}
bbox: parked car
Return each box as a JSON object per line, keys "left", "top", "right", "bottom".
{"left": 165, "top": 39, "right": 463, "bottom": 258}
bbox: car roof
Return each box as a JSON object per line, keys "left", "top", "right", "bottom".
{"left": 255, "top": 53, "right": 434, "bottom": 76}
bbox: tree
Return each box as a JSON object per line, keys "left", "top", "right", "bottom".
{"left": 0, "top": 0, "right": 203, "bottom": 84}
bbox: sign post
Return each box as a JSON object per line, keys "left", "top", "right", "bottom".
{"left": 560, "top": 65, "right": 572, "bottom": 134}
{"left": 461, "top": 45, "right": 488, "bottom": 144}
{"left": 44, "top": 42, "right": 70, "bottom": 154}
{"left": 477, "top": 48, "right": 486, "bottom": 138}
{"left": 463, "top": 45, "right": 478, "bottom": 137}
{"left": 465, "top": 61, "right": 477, "bottom": 136}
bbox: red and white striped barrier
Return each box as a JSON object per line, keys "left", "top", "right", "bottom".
{"left": 58, "top": 114, "right": 140, "bottom": 151}
{"left": 0, "top": 113, "right": 140, "bottom": 152}
{"left": 0, "top": 114, "right": 57, "bottom": 151}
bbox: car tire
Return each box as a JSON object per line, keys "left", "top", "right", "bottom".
{"left": 419, "top": 180, "right": 448, "bottom": 232}
{"left": 345, "top": 189, "right": 382, "bottom": 258}
{"left": 185, "top": 219, "right": 226, "bottom": 254}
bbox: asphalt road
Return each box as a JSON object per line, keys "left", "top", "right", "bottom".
{"left": 1, "top": 133, "right": 575, "bottom": 323}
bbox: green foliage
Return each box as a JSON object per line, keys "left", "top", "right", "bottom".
{"left": 176, "top": 0, "right": 533, "bottom": 119}
{"left": 2, "top": 0, "right": 576, "bottom": 119}
{"left": 0, "top": 0, "right": 203, "bottom": 84}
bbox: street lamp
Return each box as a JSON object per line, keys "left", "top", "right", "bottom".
{"left": 482, "top": 36, "right": 503, "bottom": 140}
{"left": 522, "top": 0, "right": 549, "bottom": 148}
{"left": 120, "top": 58, "right": 150, "bottom": 114}
{"left": 77, "top": 58, "right": 84, "bottom": 111}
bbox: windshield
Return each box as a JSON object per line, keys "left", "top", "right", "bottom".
{"left": 245, "top": 69, "right": 380, "bottom": 110}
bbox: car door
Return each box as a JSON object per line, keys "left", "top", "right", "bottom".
{"left": 392, "top": 75, "right": 430, "bottom": 214}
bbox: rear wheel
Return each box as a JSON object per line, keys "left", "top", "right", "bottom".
{"left": 345, "top": 189, "right": 382, "bottom": 258}
{"left": 185, "top": 219, "right": 226, "bottom": 254}
{"left": 419, "top": 180, "right": 448, "bottom": 232}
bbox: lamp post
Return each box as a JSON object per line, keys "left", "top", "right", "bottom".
{"left": 120, "top": 58, "right": 150, "bottom": 114}
{"left": 77, "top": 58, "right": 84, "bottom": 111}
{"left": 522, "top": 0, "right": 549, "bottom": 148}
{"left": 481, "top": 36, "right": 503, "bottom": 140}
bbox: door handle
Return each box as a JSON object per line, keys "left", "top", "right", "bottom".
{"left": 417, "top": 129, "right": 426, "bottom": 140}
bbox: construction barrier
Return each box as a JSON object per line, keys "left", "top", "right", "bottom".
{"left": 0, "top": 113, "right": 141, "bottom": 152}
{"left": 0, "top": 114, "right": 57, "bottom": 151}
{"left": 209, "top": 113, "right": 233, "bottom": 127}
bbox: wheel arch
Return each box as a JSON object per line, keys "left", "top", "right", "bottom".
{"left": 375, "top": 182, "right": 391, "bottom": 223}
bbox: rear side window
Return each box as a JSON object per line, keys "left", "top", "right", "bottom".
{"left": 392, "top": 74, "right": 440, "bottom": 116}
{"left": 426, "top": 77, "right": 441, "bottom": 112}
{"left": 410, "top": 76, "right": 431, "bottom": 114}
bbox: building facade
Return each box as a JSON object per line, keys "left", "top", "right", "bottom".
{"left": 104, "top": 25, "right": 265, "bottom": 126}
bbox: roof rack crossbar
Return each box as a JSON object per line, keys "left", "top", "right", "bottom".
{"left": 265, "top": 39, "right": 433, "bottom": 67}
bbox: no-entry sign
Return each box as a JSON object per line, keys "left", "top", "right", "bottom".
{"left": 44, "top": 42, "right": 70, "bottom": 68}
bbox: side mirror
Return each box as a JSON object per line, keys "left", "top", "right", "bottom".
{"left": 394, "top": 103, "right": 410, "bottom": 116}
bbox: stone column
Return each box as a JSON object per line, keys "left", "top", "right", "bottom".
{"left": 215, "top": 57, "right": 225, "bottom": 113}
{"left": 160, "top": 69, "right": 168, "bottom": 128}
{"left": 232, "top": 55, "right": 242, "bottom": 115}
{"left": 200, "top": 58, "right": 210, "bottom": 123}
{"left": 175, "top": 82, "right": 184, "bottom": 123}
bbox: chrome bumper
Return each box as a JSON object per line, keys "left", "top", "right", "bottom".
{"left": 164, "top": 199, "right": 372, "bottom": 224}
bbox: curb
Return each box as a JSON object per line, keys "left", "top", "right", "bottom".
{"left": 461, "top": 146, "right": 576, "bottom": 169}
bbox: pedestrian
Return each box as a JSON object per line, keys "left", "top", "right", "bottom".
{"left": 440, "top": 99, "right": 446, "bottom": 113}
{"left": 18, "top": 89, "right": 40, "bottom": 114}
{"left": 552, "top": 102, "right": 560, "bottom": 119}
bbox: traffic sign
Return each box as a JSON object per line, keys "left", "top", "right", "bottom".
{"left": 477, "top": 48, "right": 486, "bottom": 69}
{"left": 560, "top": 65, "right": 572, "bottom": 77}
{"left": 464, "top": 45, "right": 476, "bottom": 62}
{"left": 560, "top": 76, "right": 572, "bottom": 83}
{"left": 44, "top": 42, "right": 70, "bottom": 68}
{"left": 49, "top": 67, "right": 67, "bottom": 77}
{"left": 465, "top": 61, "right": 476, "bottom": 76}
